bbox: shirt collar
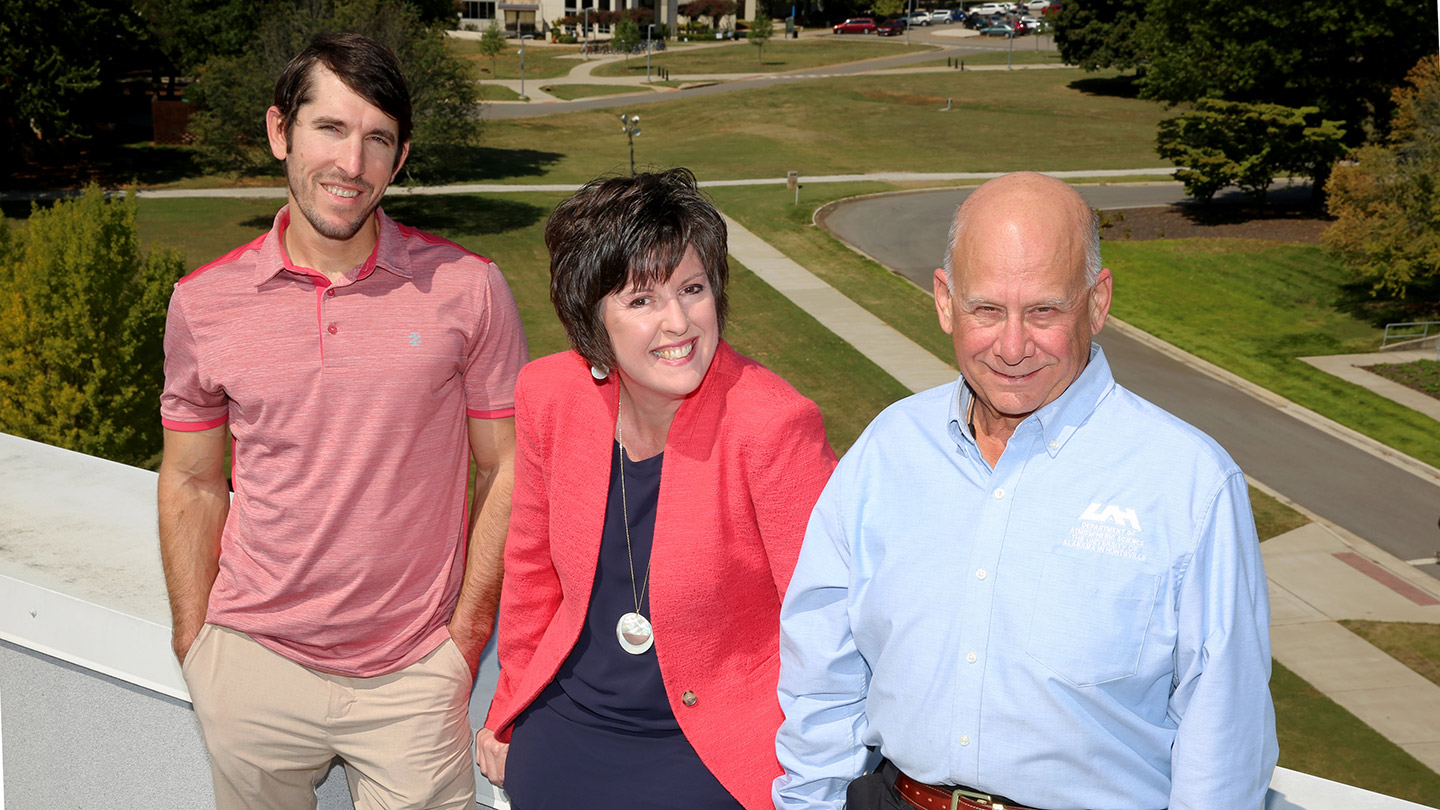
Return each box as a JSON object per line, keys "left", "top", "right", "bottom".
{"left": 252, "top": 205, "right": 415, "bottom": 286}
{"left": 948, "top": 343, "right": 1116, "bottom": 457}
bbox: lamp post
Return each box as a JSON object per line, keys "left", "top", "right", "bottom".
{"left": 519, "top": 34, "right": 535, "bottom": 100}
{"left": 905, "top": 0, "right": 913, "bottom": 45}
{"left": 620, "top": 113, "right": 641, "bottom": 174}
{"left": 583, "top": 8, "right": 592, "bottom": 59}
{"left": 646, "top": 23, "right": 655, "bottom": 83}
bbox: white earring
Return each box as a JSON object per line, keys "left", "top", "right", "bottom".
{"left": 591, "top": 364, "right": 608, "bottom": 380}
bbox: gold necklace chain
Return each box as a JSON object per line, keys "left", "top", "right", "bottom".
{"left": 617, "top": 392, "right": 652, "bottom": 616}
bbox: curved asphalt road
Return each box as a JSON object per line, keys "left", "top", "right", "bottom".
{"left": 822, "top": 185, "right": 1440, "bottom": 577}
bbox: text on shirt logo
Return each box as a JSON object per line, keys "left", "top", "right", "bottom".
{"left": 1065, "top": 502, "right": 1146, "bottom": 560}
{"left": 408, "top": 331, "right": 422, "bottom": 346}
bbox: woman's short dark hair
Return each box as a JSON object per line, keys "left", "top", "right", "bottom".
{"left": 273, "top": 32, "right": 412, "bottom": 166}
{"left": 547, "top": 169, "right": 730, "bottom": 371}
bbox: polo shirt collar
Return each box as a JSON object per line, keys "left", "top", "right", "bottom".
{"left": 252, "top": 205, "right": 415, "bottom": 286}
{"left": 949, "top": 343, "right": 1116, "bottom": 457}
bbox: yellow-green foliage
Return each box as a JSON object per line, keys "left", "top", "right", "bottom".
{"left": 0, "top": 186, "right": 184, "bottom": 467}
{"left": 1324, "top": 57, "right": 1440, "bottom": 307}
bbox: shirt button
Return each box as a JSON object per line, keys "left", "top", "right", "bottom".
{"left": 966, "top": 652, "right": 977, "bottom": 663}
{"left": 976, "top": 569, "right": 987, "bottom": 580}
{"left": 959, "top": 734, "right": 971, "bottom": 746}
{"left": 682, "top": 690, "right": 697, "bottom": 707}
{"left": 327, "top": 323, "right": 338, "bottom": 334}
{"left": 1049, "top": 440, "right": 1059, "bottom": 450}
{"left": 992, "top": 487, "right": 1005, "bottom": 499}
{"left": 326, "top": 288, "right": 335, "bottom": 297}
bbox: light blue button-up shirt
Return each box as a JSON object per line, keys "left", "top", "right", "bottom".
{"left": 774, "top": 345, "right": 1276, "bottom": 810}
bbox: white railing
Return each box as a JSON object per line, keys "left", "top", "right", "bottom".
{"left": 0, "top": 431, "right": 1431, "bottom": 810}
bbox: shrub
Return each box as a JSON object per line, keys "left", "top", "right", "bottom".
{"left": 0, "top": 186, "right": 184, "bottom": 467}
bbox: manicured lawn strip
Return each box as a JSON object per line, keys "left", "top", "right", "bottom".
{"left": 895, "top": 48, "right": 1067, "bottom": 68}
{"left": 128, "top": 195, "right": 902, "bottom": 453}
{"left": 1102, "top": 240, "right": 1440, "bottom": 469}
{"left": 1250, "top": 486, "right": 1310, "bottom": 540}
{"left": 590, "top": 38, "right": 934, "bottom": 76}
{"left": 479, "top": 69, "right": 1171, "bottom": 183}
{"left": 479, "top": 84, "right": 524, "bottom": 102}
{"left": 1272, "top": 659, "right": 1440, "bottom": 805}
{"left": 1339, "top": 621, "right": 1440, "bottom": 689}
{"left": 446, "top": 39, "right": 585, "bottom": 80}
{"left": 709, "top": 183, "right": 960, "bottom": 366}
{"left": 538, "top": 83, "right": 657, "bottom": 100}
{"left": 1365, "top": 359, "right": 1440, "bottom": 400}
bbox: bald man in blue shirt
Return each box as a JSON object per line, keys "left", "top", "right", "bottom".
{"left": 774, "top": 172, "right": 1277, "bottom": 810}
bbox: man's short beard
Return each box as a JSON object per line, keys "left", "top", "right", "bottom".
{"left": 285, "top": 159, "right": 381, "bottom": 241}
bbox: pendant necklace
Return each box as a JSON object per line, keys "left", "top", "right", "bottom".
{"left": 615, "top": 393, "right": 656, "bottom": 655}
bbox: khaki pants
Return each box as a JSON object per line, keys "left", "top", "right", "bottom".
{"left": 183, "top": 624, "right": 476, "bottom": 810}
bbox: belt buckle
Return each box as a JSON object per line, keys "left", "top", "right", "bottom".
{"left": 950, "top": 787, "right": 1006, "bottom": 810}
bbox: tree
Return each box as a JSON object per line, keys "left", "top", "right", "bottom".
{"left": 1324, "top": 58, "right": 1440, "bottom": 312}
{"left": 747, "top": 10, "right": 773, "bottom": 64}
{"left": 1140, "top": 0, "right": 1436, "bottom": 148}
{"left": 479, "top": 19, "right": 506, "bottom": 75}
{"left": 0, "top": 0, "right": 153, "bottom": 166}
{"left": 681, "top": 0, "right": 737, "bottom": 31}
{"left": 187, "top": 0, "right": 481, "bottom": 182}
{"left": 1155, "top": 99, "right": 1346, "bottom": 202}
{"left": 0, "top": 186, "right": 184, "bottom": 468}
{"left": 1051, "top": 0, "right": 1147, "bottom": 71}
{"left": 134, "top": 0, "right": 262, "bottom": 75}
{"left": 871, "top": 0, "right": 905, "bottom": 19}
{"left": 612, "top": 16, "right": 642, "bottom": 58}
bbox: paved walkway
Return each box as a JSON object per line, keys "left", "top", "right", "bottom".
{"left": 1300, "top": 350, "right": 1440, "bottom": 423}
{"left": 718, "top": 214, "right": 1440, "bottom": 775}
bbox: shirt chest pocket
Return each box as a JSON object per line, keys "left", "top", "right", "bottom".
{"left": 1025, "top": 553, "right": 1161, "bottom": 687}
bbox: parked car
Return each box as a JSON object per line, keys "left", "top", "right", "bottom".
{"left": 980, "top": 20, "right": 1015, "bottom": 35}
{"left": 876, "top": 16, "right": 908, "bottom": 35}
{"left": 950, "top": 8, "right": 969, "bottom": 21}
{"left": 1023, "top": 0, "right": 1049, "bottom": 10}
{"left": 970, "top": 3, "right": 1007, "bottom": 16}
{"left": 1017, "top": 14, "right": 1042, "bottom": 30}
{"left": 929, "top": 9, "right": 954, "bottom": 22}
{"left": 905, "top": 10, "right": 931, "bottom": 25}
{"left": 833, "top": 16, "right": 877, "bottom": 32}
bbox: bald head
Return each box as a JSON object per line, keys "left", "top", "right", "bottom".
{"left": 942, "top": 172, "right": 1101, "bottom": 292}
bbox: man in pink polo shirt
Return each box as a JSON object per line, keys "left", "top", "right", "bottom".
{"left": 157, "top": 33, "right": 527, "bottom": 809}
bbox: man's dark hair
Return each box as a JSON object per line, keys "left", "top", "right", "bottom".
{"left": 546, "top": 168, "right": 730, "bottom": 371}
{"left": 273, "top": 32, "right": 412, "bottom": 164}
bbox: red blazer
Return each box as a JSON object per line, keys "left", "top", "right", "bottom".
{"left": 484, "top": 342, "right": 836, "bottom": 810}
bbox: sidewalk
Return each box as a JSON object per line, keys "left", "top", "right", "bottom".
{"left": 718, "top": 214, "right": 1440, "bottom": 776}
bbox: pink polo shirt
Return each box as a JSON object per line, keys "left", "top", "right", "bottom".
{"left": 160, "top": 206, "right": 527, "bottom": 677}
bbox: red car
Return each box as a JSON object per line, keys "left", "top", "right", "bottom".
{"left": 876, "top": 16, "right": 908, "bottom": 35}
{"left": 833, "top": 17, "right": 877, "bottom": 33}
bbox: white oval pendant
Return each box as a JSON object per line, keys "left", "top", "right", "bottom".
{"left": 616, "top": 612, "right": 655, "bottom": 654}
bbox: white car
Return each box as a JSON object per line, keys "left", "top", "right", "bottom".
{"left": 1023, "top": 0, "right": 1050, "bottom": 11}
{"left": 970, "top": 2, "right": 1007, "bottom": 15}
{"left": 929, "top": 8, "right": 954, "bottom": 22}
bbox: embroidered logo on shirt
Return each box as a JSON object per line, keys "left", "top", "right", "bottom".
{"left": 1065, "top": 502, "right": 1146, "bottom": 560}
{"left": 408, "top": 331, "right": 423, "bottom": 347}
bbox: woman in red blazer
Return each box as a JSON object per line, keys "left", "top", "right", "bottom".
{"left": 476, "top": 169, "right": 836, "bottom": 810}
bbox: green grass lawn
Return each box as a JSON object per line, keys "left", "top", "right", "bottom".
{"left": 1102, "top": 239, "right": 1440, "bottom": 469}
{"left": 896, "top": 48, "right": 1067, "bottom": 68}
{"left": 1251, "top": 486, "right": 1310, "bottom": 540}
{"left": 1340, "top": 621, "right": 1440, "bottom": 689}
{"left": 538, "top": 83, "right": 656, "bottom": 100}
{"left": 1273, "top": 659, "right": 1440, "bottom": 805}
{"left": 446, "top": 39, "right": 586, "bottom": 80}
{"left": 479, "top": 84, "right": 524, "bottom": 102}
{"left": 590, "top": 37, "right": 934, "bottom": 76}
{"left": 479, "top": 68, "right": 1170, "bottom": 183}
{"left": 1365, "top": 359, "right": 1440, "bottom": 399}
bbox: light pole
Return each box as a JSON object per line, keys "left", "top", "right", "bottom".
{"left": 905, "top": 0, "right": 913, "bottom": 45}
{"left": 620, "top": 113, "right": 641, "bottom": 174}
{"left": 583, "top": 8, "right": 592, "bottom": 59}
{"left": 519, "top": 34, "right": 535, "bottom": 100}
{"left": 646, "top": 23, "right": 655, "bottom": 83}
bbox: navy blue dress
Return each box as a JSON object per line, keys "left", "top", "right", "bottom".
{"left": 504, "top": 442, "right": 742, "bottom": 810}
